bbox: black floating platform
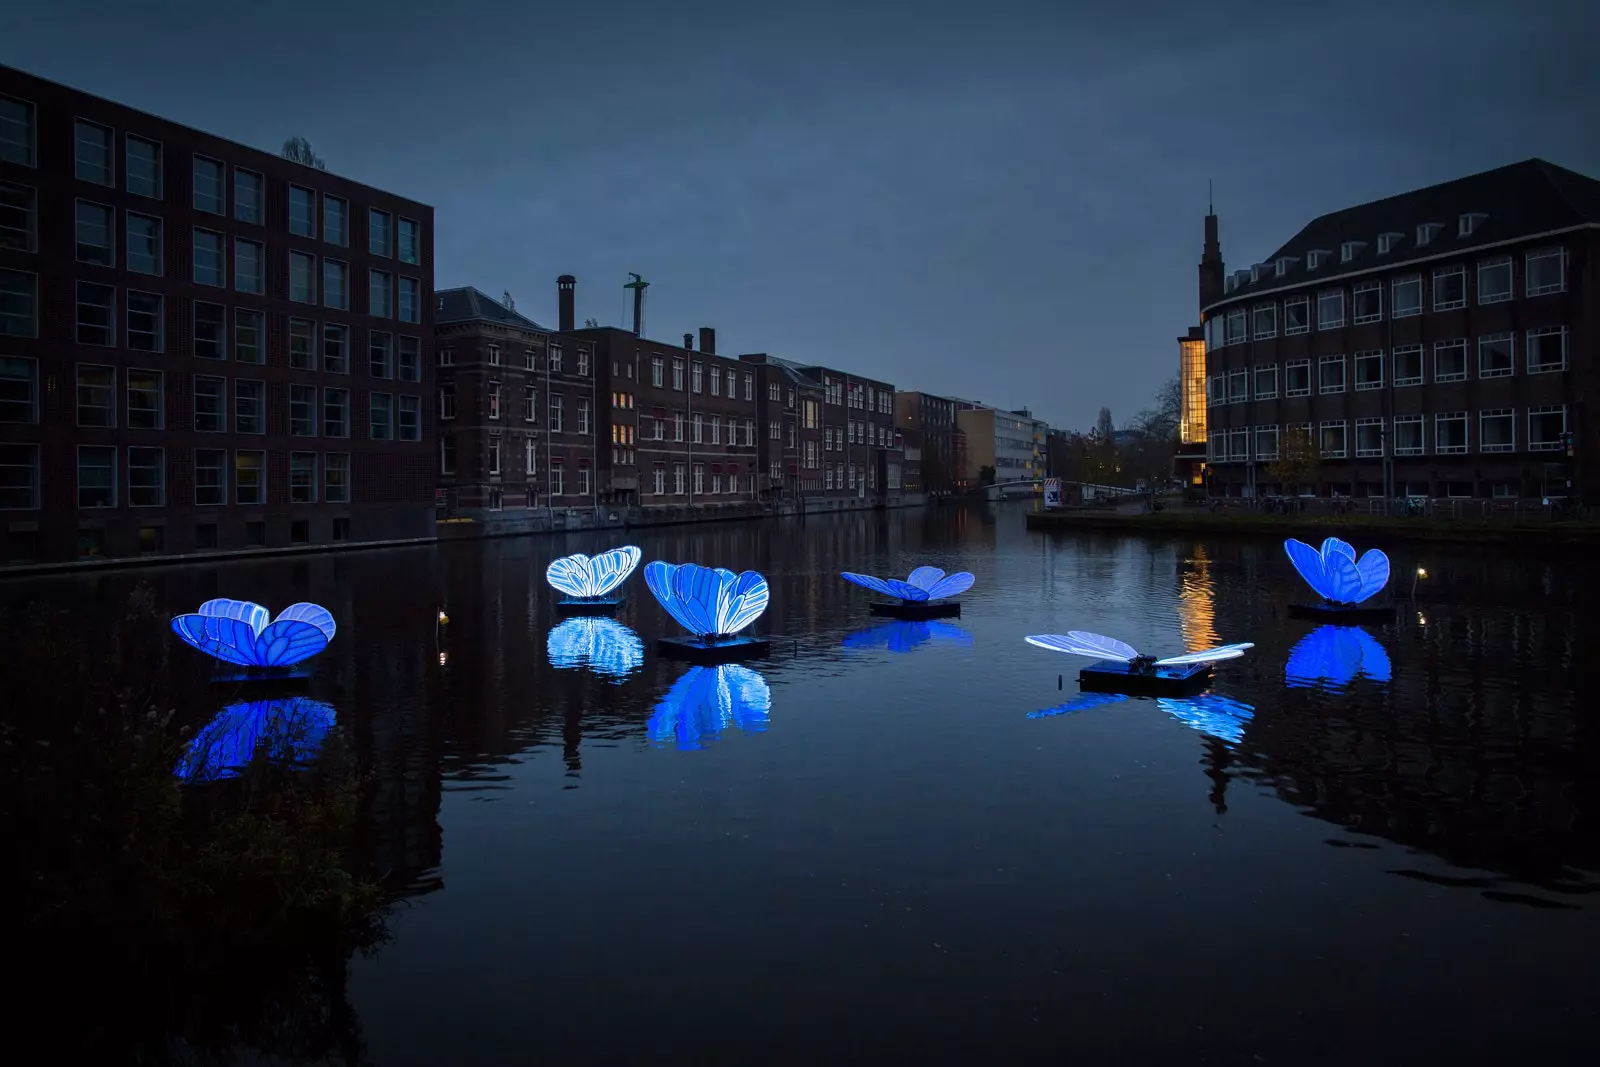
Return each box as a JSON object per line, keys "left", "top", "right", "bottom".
{"left": 1287, "top": 601, "right": 1397, "bottom": 624}
{"left": 656, "top": 635, "right": 771, "bottom": 664}
{"left": 869, "top": 600, "right": 962, "bottom": 620}
{"left": 557, "top": 595, "right": 625, "bottom": 615}
{"left": 209, "top": 667, "right": 312, "bottom": 690}
{"left": 1078, "top": 658, "right": 1214, "bottom": 697}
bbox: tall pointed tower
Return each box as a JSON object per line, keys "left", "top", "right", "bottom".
{"left": 1198, "top": 192, "right": 1224, "bottom": 321}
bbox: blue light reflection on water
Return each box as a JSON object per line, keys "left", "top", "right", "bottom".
{"left": 1285, "top": 624, "right": 1394, "bottom": 689}
{"left": 14, "top": 508, "right": 1599, "bottom": 1063}
{"left": 646, "top": 664, "right": 772, "bottom": 750}
{"left": 545, "top": 617, "right": 645, "bottom": 681}
{"left": 174, "top": 696, "right": 337, "bottom": 782}
{"left": 841, "top": 619, "right": 973, "bottom": 654}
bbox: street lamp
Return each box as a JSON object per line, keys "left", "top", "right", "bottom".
{"left": 1410, "top": 566, "right": 1427, "bottom": 598}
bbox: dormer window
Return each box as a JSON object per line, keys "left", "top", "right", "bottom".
{"left": 1306, "top": 249, "right": 1331, "bottom": 270}
{"left": 1275, "top": 256, "right": 1297, "bottom": 277}
{"left": 1250, "top": 263, "right": 1262, "bottom": 283}
{"left": 1458, "top": 212, "right": 1487, "bottom": 238}
{"left": 1224, "top": 274, "right": 1236, "bottom": 294}
{"left": 1417, "top": 222, "right": 1443, "bottom": 247}
{"left": 1377, "top": 232, "right": 1404, "bottom": 255}
{"left": 1340, "top": 241, "right": 1366, "bottom": 263}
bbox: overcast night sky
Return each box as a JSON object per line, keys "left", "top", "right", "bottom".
{"left": 5, "top": 0, "right": 1596, "bottom": 431}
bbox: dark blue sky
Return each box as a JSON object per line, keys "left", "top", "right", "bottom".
{"left": 6, "top": 0, "right": 1595, "bottom": 430}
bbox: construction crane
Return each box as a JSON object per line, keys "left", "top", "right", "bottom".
{"left": 624, "top": 273, "right": 649, "bottom": 337}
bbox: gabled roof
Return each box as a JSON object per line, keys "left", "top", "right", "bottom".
{"left": 435, "top": 286, "right": 548, "bottom": 330}
{"left": 1211, "top": 159, "right": 1600, "bottom": 309}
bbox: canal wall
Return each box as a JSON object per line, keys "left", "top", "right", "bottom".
{"left": 0, "top": 494, "right": 935, "bottom": 577}
{"left": 438, "top": 492, "right": 933, "bottom": 541}
{"left": 1025, "top": 507, "right": 1600, "bottom": 549}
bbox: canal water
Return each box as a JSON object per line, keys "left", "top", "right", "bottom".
{"left": 7, "top": 503, "right": 1598, "bottom": 1063}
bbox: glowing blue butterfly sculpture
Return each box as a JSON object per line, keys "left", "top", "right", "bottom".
{"left": 1029, "top": 691, "right": 1256, "bottom": 746}
{"left": 841, "top": 566, "right": 974, "bottom": 603}
{"left": 546, "top": 617, "right": 645, "bottom": 681}
{"left": 1285, "top": 625, "right": 1392, "bottom": 689}
{"left": 842, "top": 619, "right": 973, "bottom": 654}
{"left": 644, "top": 561, "right": 770, "bottom": 641}
{"left": 174, "top": 696, "right": 337, "bottom": 782}
{"left": 647, "top": 664, "right": 772, "bottom": 751}
{"left": 1024, "top": 631, "right": 1254, "bottom": 673}
{"left": 546, "top": 546, "right": 642, "bottom": 601}
{"left": 1284, "top": 537, "right": 1391, "bottom": 605}
{"left": 171, "top": 599, "right": 336, "bottom": 669}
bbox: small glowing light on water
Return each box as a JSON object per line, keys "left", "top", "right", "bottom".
{"left": 438, "top": 650, "right": 449, "bottom": 666}
{"left": 1416, "top": 567, "right": 1428, "bottom": 579}
{"left": 1417, "top": 613, "right": 1427, "bottom": 626}
{"left": 437, "top": 609, "right": 450, "bottom": 624}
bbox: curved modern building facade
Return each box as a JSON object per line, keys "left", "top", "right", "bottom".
{"left": 1199, "top": 159, "right": 1596, "bottom": 504}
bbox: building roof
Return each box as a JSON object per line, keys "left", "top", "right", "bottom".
{"left": 1208, "top": 158, "right": 1600, "bottom": 310}
{"left": 435, "top": 287, "right": 548, "bottom": 330}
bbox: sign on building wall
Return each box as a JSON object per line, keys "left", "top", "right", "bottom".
{"left": 1043, "top": 478, "right": 1062, "bottom": 509}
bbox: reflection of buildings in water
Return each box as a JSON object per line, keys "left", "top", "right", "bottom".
{"left": 1242, "top": 611, "right": 1598, "bottom": 893}
{"left": 1175, "top": 544, "right": 1219, "bottom": 653}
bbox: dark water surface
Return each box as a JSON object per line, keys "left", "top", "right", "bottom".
{"left": 9, "top": 503, "right": 1600, "bottom": 1064}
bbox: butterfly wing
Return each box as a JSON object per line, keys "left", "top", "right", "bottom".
{"left": 1025, "top": 631, "right": 1139, "bottom": 661}
{"left": 1153, "top": 642, "right": 1255, "bottom": 666}
{"left": 172, "top": 615, "right": 260, "bottom": 666}
{"left": 907, "top": 566, "right": 945, "bottom": 591}
{"left": 1353, "top": 549, "right": 1391, "bottom": 603}
{"left": 1284, "top": 539, "right": 1333, "bottom": 600}
{"left": 588, "top": 545, "right": 642, "bottom": 597}
{"left": 923, "top": 572, "right": 974, "bottom": 600}
{"left": 670, "top": 564, "right": 726, "bottom": 637}
{"left": 250, "top": 619, "right": 331, "bottom": 667}
{"left": 841, "top": 572, "right": 904, "bottom": 598}
{"left": 199, "top": 598, "right": 270, "bottom": 635}
{"left": 275, "top": 603, "right": 336, "bottom": 641}
{"left": 547, "top": 553, "right": 598, "bottom": 598}
{"left": 716, "top": 570, "right": 769, "bottom": 635}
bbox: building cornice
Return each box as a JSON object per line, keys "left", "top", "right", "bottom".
{"left": 1201, "top": 222, "right": 1598, "bottom": 317}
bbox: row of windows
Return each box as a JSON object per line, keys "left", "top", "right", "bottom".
{"left": 0, "top": 444, "right": 352, "bottom": 510}
{"left": 1205, "top": 406, "right": 1569, "bottom": 462}
{"left": 438, "top": 342, "right": 592, "bottom": 375}
{"left": 1225, "top": 215, "right": 1499, "bottom": 295}
{"left": 0, "top": 98, "right": 422, "bottom": 261}
{"left": 2, "top": 281, "right": 424, "bottom": 384}
{"left": 1207, "top": 328, "right": 1568, "bottom": 405}
{"left": 0, "top": 360, "right": 421, "bottom": 440}
{"left": 635, "top": 413, "right": 761, "bottom": 448}
{"left": 641, "top": 355, "right": 759, "bottom": 400}
{"left": 0, "top": 187, "right": 423, "bottom": 320}
{"left": 819, "top": 376, "right": 894, "bottom": 413}
{"left": 1210, "top": 247, "right": 1568, "bottom": 347}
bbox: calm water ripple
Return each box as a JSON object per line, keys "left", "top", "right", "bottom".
{"left": 7, "top": 502, "right": 1599, "bottom": 1063}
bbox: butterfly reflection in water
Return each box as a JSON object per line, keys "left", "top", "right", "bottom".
{"left": 647, "top": 665, "right": 772, "bottom": 751}
{"left": 1029, "top": 691, "right": 1256, "bottom": 746}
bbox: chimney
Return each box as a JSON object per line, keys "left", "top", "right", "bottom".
{"left": 557, "top": 275, "right": 576, "bottom": 333}
{"left": 683, "top": 333, "right": 694, "bottom": 350}
{"left": 699, "top": 327, "right": 716, "bottom": 355}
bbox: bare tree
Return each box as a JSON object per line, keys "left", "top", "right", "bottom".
{"left": 281, "top": 137, "right": 327, "bottom": 171}
{"left": 1269, "top": 427, "right": 1321, "bottom": 490}
{"left": 1095, "top": 406, "right": 1115, "bottom": 442}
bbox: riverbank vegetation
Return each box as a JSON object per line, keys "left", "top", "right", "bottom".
{"left": 2, "top": 585, "right": 389, "bottom": 1064}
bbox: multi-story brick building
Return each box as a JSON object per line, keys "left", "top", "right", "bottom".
{"left": 434, "top": 286, "right": 598, "bottom": 515}
{"left": 740, "top": 353, "right": 825, "bottom": 499}
{"left": 894, "top": 390, "right": 958, "bottom": 493}
{"left": 0, "top": 64, "right": 434, "bottom": 566}
{"left": 802, "top": 364, "right": 900, "bottom": 503}
{"left": 1202, "top": 159, "right": 1595, "bottom": 502}
{"left": 551, "top": 278, "right": 760, "bottom": 508}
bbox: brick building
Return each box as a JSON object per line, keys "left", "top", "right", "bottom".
{"left": 434, "top": 286, "right": 597, "bottom": 515}
{"left": 0, "top": 64, "right": 434, "bottom": 566}
{"left": 551, "top": 277, "right": 761, "bottom": 508}
{"left": 1202, "top": 159, "right": 1596, "bottom": 502}
{"left": 740, "top": 353, "right": 825, "bottom": 499}
{"left": 894, "top": 390, "right": 958, "bottom": 492}
{"left": 801, "top": 364, "right": 900, "bottom": 503}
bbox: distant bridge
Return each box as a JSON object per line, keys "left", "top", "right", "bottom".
{"left": 984, "top": 478, "right": 1141, "bottom": 502}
